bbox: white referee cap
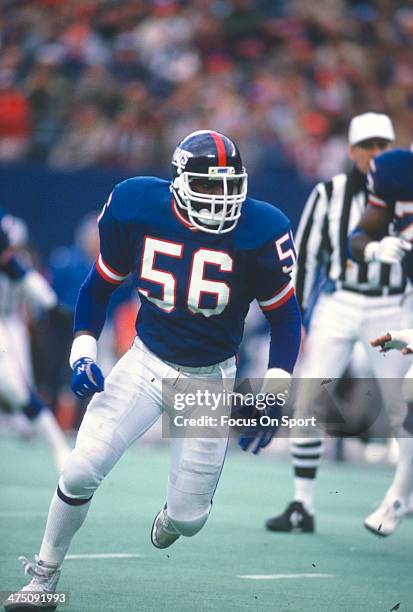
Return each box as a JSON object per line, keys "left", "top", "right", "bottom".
{"left": 348, "top": 112, "right": 395, "bottom": 145}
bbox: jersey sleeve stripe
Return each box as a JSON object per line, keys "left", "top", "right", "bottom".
{"left": 258, "top": 280, "right": 295, "bottom": 311}
{"left": 260, "top": 287, "right": 295, "bottom": 311}
{"left": 368, "top": 193, "right": 387, "bottom": 207}
{"left": 96, "top": 254, "right": 128, "bottom": 284}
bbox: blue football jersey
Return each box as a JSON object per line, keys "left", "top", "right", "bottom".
{"left": 96, "top": 177, "right": 296, "bottom": 366}
{"left": 367, "top": 148, "right": 413, "bottom": 240}
{"left": 367, "top": 148, "right": 413, "bottom": 282}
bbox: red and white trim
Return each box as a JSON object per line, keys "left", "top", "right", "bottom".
{"left": 96, "top": 254, "right": 128, "bottom": 284}
{"left": 171, "top": 198, "right": 198, "bottom": 232}
{"left": 258, "top": 280, "right": 295, "bottom": 311}
{"left": 368, "top": 193, "right": 386, "bottom": 208}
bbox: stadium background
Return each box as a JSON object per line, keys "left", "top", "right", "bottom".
{"left": 1, "top": 0, "right": 413, "bottom": 251}
{"left": 1, "top": 1, "right": 413, "bottom": 611}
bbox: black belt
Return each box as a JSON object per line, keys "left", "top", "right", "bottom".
{"left": 335, "top": 281, "right": 405, "bottom": 297}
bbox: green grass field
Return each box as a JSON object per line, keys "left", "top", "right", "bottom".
{"left": 1, "top": 437, "right": 412, "bottom": 612}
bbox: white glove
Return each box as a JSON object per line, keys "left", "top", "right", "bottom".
{"left": 364, "top": 236, "right": 412, "bottom": 264}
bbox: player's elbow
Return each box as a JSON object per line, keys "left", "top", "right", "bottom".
{"left": 265, "top": 295, "right": 302, "bottom": 374}
{"left": 77, "top": 264, "right": 117, "bottom": 307}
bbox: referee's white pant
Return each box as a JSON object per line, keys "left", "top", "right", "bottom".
{"left": 0, "top": 315, "right": 33, "bottom": 408}
{"left": 294, "top": 290, "right": 411, "bottom": 435}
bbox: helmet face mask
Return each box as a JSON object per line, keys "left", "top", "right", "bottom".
{"left": 170, "top": 131, "right": 248, "bottom": 234}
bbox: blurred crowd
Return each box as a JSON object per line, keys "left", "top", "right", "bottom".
{"left": 0, "top": 0, "right": 412, "bottom": 180}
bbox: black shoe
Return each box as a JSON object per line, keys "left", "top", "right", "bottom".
{"left": 265, "top": 501, "right": 315, "bottom": 533}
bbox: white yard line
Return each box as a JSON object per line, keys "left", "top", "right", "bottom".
{"left": 0, "top": 511, "right": 47, "bottom": 517}
{"left": 238, "top": 573, "right": 335, "bottom": 580}
{"left": 66, "top": 553, "right": 142, "bottom": 560}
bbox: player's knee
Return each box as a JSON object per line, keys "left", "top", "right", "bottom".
{"left": 0, "top": 378, "right": 29, "bottom": 410}
{"left": 402, "top": 371, "right": 413, "bottom": 404}
{"left": 60, "top": 449, "right": 104, "bottom": 499}
{"left": 169, "top": 510, "right": 210, "bottom": 537}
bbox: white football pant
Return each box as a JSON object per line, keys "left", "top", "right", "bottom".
{"left": 60, "top": 337, "right": 236, "bottom": 535}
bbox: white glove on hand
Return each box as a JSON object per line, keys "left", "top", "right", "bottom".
{"left": 371, "top": 329, "right": 413, "bottom": 354}
{"left": 364, "top": 236, "right": 412, "bottom": 264}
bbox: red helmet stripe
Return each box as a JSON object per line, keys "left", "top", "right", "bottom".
{"left": 210, "top": 131, "right": 227, "bottom": 166}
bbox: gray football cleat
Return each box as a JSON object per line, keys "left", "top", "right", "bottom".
{"left": 3, "top": 555, "right": 61, "bottom": 611}
{"left": 151, "top": 507, "right": 180, "bottom": 549}
{"left": 364, "top": 497, "right": 407, "bottom": 537}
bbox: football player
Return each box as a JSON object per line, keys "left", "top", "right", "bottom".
{"left": 349, "top": 147, "right": 413, "bottom": 272}
{"left": 349, "top": 147, "right": 413, "bottom": 535}
{"left": 0, "top": 210, "right": 70, "bottom": 472}
{"left": 4, "top": 130, "right": 301, "bottom": 611}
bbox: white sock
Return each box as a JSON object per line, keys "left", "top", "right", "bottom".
{"left": 293, "top": 477, "right": 315, "bottom": 514}
{"left": 386, "top": 433, "right": 413, "bottom": 504}
{"left": 39, "top": 488, "right": 92, "bottom": 566}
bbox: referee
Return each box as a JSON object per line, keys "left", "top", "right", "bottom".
{"left": 266, "top": 113, "right": 411, "bottom": 535}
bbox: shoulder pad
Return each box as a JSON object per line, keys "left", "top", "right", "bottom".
{"left": 110, "top": 176, "right": 169, "bottom": 222}
{"left": 372, "top": 148, "right": 413, "bottom": 200}
{"left": 234, "top": 197, "right": 291, "bottom": 249}
{"left": 373, "top": 149, "right": 413, "bottom": 183}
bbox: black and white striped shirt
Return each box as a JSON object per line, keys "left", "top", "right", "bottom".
{"left": 294, "top": 166, "right": 407, "bottom": 311}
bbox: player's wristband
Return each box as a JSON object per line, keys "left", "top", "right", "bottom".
{"left": 260, "top": 368, "right": 291, "bottom": 395}
{"left": 69, "top": 334, "right": 98, "bottom": 369}
{"left": 363, "top": 241, "right": 379, "bottom": 262}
